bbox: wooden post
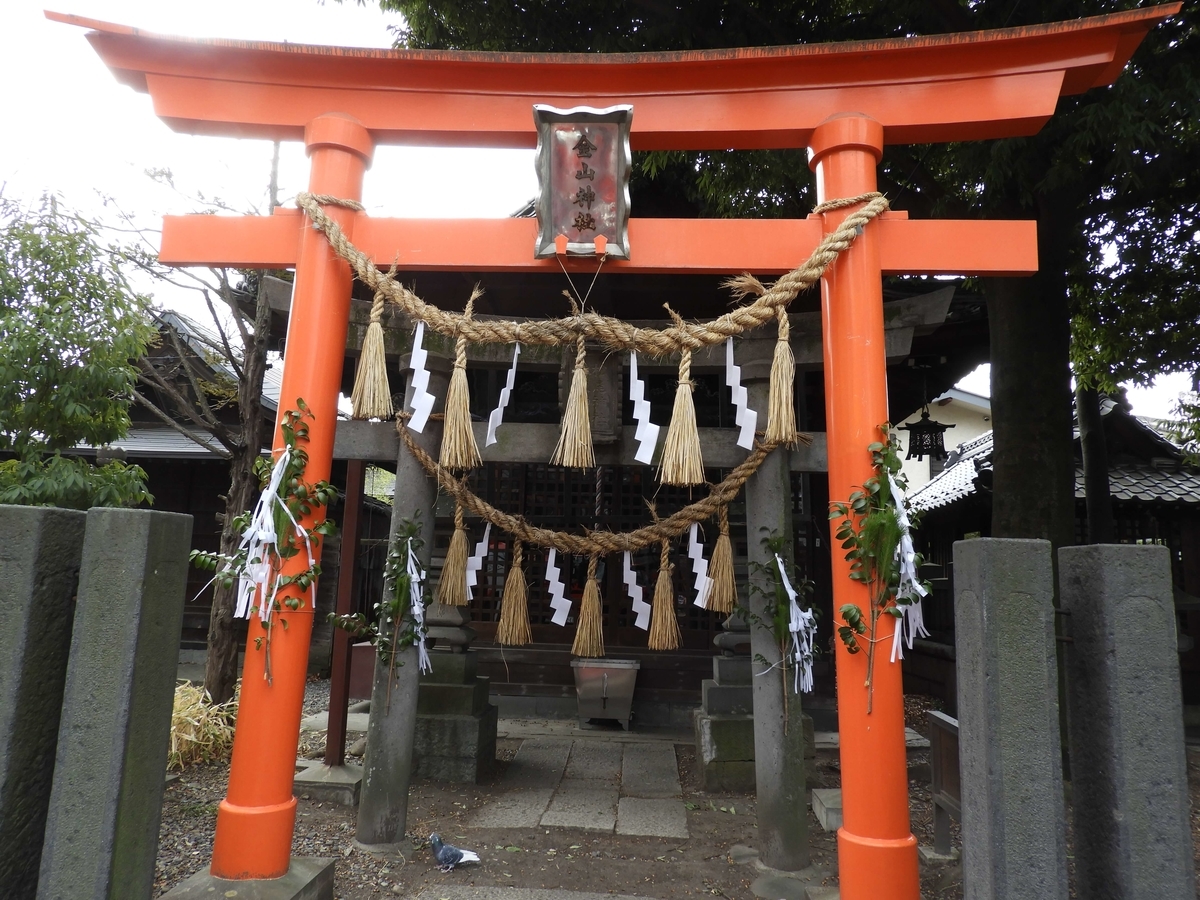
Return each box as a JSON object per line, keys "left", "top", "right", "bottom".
{"left": 211, "top": 114, "right": 374, "bottom": 880}
{"left": 326, "top": 459, "right": 367, "bottom": 768}
{"left": 809, "top": 114, "right": 919, "bottom": 900}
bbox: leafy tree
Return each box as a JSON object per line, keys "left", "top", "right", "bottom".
{"left": 377, "top": 0, "right": 1199, "bottom": 553}
{"left": 0, "top": 195, "right": 153, "bottom": 508}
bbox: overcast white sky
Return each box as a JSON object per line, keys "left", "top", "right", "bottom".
{"left": 2, "top": 0, "right": 1192, "bottom": 419}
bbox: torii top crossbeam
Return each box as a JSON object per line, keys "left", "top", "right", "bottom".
{"left": 51, "top": 7, "right": 1176, "bottom": 900}
{"left": 50, "top": 7, "right": 1170, "bottom": 148}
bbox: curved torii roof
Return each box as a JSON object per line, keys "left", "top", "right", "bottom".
{"left": 47, "top": 6, "right": 1178, "bottom": 149}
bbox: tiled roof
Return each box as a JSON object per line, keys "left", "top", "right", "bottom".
{"left": 74, "top": 426, "right": 225, "bottom": 459}
{"left": 910, "top": 428, "right": 1200, "bottom": 511}
{"left": 908, "top": 431, "right": 993, "bottom": 511}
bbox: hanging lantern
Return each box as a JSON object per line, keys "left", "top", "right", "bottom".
{"left": 533, "top": 104, "right": 632, "bottom": 259}
{"left": 900, "top": 407, "right": 955, "bottom": 461}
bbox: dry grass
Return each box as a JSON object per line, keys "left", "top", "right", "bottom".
{"left": 168, "top": 681, "right": 237, "bottom": 771}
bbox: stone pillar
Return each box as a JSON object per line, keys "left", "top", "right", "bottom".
{"left": 0, "top": 507, "right": 86, "bottom": 899}
{"left": 356, "top": 361, "right": 448, "bottom": 848}
{"left": 743, "top": 375, "right": 809, "bottom": 872}
{"left": 37, "top": 508, "right": 192, "bottom": 900}
{"left": 1059, "top": 544, "right": 1196, "bottom": 900}
{"left": 952, "top": 538, "right": 1066, "bottom": 900}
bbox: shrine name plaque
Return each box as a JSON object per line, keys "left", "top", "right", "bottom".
{"left": 534, "top": 104, "right": 632, "bottom": 259}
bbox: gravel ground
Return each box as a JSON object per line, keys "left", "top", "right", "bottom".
{"left": 155, "top": 688, "right": 1198, "bottom": 898}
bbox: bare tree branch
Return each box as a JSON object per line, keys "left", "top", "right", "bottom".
{"left": 131, "top": 389, "right": 234, "bottom": 460}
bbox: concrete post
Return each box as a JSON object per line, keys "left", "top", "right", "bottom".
{"left": 952, "top": 538, "right": 1067, "bottom": 900}
{"left": 1059, "top": 544, "right": 1196, "bottom": 900}
{"left": 0, "top": 507, "right": 87, "bottom": 899}
{"left": 743, "top": 375, "right": 809, "bottom": 872}
{"left": 356, "top": 362, "right": 448, "bottom": 847}
{"left": 37, "top": 508, "right": 193, "bottom": 900}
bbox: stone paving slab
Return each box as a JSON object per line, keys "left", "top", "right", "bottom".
{"left": 469, "top": 788, "right": 555, "bottom": 829}
{"left": 564, "top": 740, "right": 622, "bottom": 784}
{"left": 497, "top": 718, "right": 690, "bottom": 744}
{"left": 300, "top": 710, "right": 370, "bottom": 733}
{"left": 414, "top": 889, "right": 647, "bottom": 900}
{"left": 505, "top": 738, "right": 573, "bottom": 789}
{"left": 615, "top": 797, "right": 688, "bottom": 838}
{"left": 539, "top": 779, "right": 619, "bottom": 831}
{"left": 621, "top": 743, "right": 680, "bottom": 798}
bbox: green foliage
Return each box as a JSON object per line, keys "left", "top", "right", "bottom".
{"left": 0, "top": 456, "right": 151, "bottom": 509}
{"left": 191, "top": 403, "right": 337, "bottom": 621}
{"left": 829, "top": 426, "right": 929, "bottom": 707}
{"left": 329, "top": 513, "right": 429, "bottom": 663}
{"left": 0, "top": 195, "right": 153, "bottom": 507}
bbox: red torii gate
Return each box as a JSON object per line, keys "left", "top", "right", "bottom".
{"left": 52, "top": 7, "right": 1174, "bottom": 899}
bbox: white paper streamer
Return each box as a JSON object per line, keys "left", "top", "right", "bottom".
{"left": 888, "top": 472, "right": 930, "bottom": 663}
{"left": 726, "top": 338, "right": 757, "bottom": 450}
{"left": 688, "top": 523, "right": 714, "bottom": 609}
{"left": 629, "top": 352, "right": 660, "bottom": 464}
{"left": 407, "top": 321, "right": 436, "bottom": 433}
{"left": 546, "top": 548, "right": 571, "bottom": 626}
{"left": 465, "top": 522, "right": 492, "bottom": 603}
{"left": 623, "top": 551, "right": 651, "bottom": 631}
{"left": 233, "top": 447, "right": 315, "bottom": 623}
{"left": 486, "top": 343, "right": 521, "bottom": 446}
{"left": 406, "top": 540, "right": 432, "bottom": 673}
{"left": 776, "top": 553, "right": 817, "bottom": 693}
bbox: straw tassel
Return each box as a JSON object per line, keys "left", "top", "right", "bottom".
{"left": 648, "top": 540, "right": 681, "bottom": 651}
{"left": 660, "top": 311, "right": 704, "bottom": 485}
{"left": 766, "top": 307, "right": 798, "bottom": 446}
{"left": 551, "top": 336, "right": 595, "bottom": 468}
{"left": 706, "top": 506, "right": 737, "bottom": 615}
{"left": 496, "top": 540, "right": 532, "bottom": 646}
{"left": 440, "top": 289, "right": 482, "bottom": 470}
{"left": 572, "top": 555, "right": 605, "bottom": 658}
{"left": 350, "top": 289, "right": 394, "bottom": 420}
{"left": 437, "top": 504, "right": 470, "bottom": 607}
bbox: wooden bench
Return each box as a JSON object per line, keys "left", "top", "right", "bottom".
{"left": 928, "top": 710, "right": 961, "bottom": 856}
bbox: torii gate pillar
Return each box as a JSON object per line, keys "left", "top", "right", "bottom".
{"left": 210, "top": 114, "right": 374, "bottom": 880}
{"left": 810, "top": 114, "right": 918, "bottom": 897}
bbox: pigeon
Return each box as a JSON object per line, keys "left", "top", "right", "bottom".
{"left": 429, "top": 833, "right": 480, "bottom": 872}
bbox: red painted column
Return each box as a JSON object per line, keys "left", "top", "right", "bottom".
{"left": 809, "top": 114, "right": 919, "bottom": 900}
{"left": 211, "top": 114, "right": 374, "bottom": 879}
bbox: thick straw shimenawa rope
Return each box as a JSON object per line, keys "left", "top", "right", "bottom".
{"left": 296, "top": 192, "right": 888, "bottom": 355}
{"left": 398, "top": 414, "right": 806, "bottom": 555}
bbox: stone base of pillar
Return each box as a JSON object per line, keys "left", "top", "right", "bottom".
{"left": 693, "top": 657, "right": 815, "bottom": 792}
{"left": 414, "top": 649, "right": 498, "bottom": 783}
{"left": 293, "top": 762, "right": 363, "bottom": 806}
{"left": 160, "top": 857, "right": 334, "bottom": 899}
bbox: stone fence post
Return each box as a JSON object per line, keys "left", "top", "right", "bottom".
{"left": 0, "top": 507, "right": 87, "bottom": 899}
{"left": 953, "top": 538, "right": 1067, "bottom": 900}
{"left": 37, "top": 508, "right": 192, "bottom": 900}
{"left": 1059, "top": 544, "right": 1196, "bottom": 900}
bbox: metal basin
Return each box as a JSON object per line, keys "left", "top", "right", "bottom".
{"left": 571, "top": 658, "right": 640, "bottom": 730}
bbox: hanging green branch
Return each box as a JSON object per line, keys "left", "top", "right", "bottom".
{"left": 829, "top": 425, "right": 929, "bottom": 713}
{"left": 330, "top": 513, "right": 428, "bottom": 660}
{"left": 190, "top": 401, "right": 337, "bottom": 682}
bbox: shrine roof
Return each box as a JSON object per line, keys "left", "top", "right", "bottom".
{"left": 47, "top": 6, "right": 1179, "bottom": 149}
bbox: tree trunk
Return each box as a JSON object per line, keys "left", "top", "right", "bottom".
{"left": 1076, "top": 385, "right": 1114, "bottom": 544}
{"left": 203, "top": 276, "right": 273, "bottom": 704}
{"left": 985, "top": 200, "right": 1076, "bottom": 554}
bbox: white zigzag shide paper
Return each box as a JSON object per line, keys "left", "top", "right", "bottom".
{"left": 486, "top": 343, "right": 521, "bottom": 446}
{"left": 688, "top": 523, "right": 713, "bottom": 609}
{"left": 726, "top": 337, "right": 757, "bottom": 450}
{"left": 546, "top": 548, "right": 571, "bottom": 626}
{"left": 629, "top": 352, "right": 660, "bottom": 464}
{"left": 623, "top": 550, "right": 651, "bottom": 631}
{"left": 407, "top": 321, "right": 436, "bottom": 433}
{"left": 465, "top": 522, "right": 491, "bottom": 603}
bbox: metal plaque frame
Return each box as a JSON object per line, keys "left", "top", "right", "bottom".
{"left": 533, "top": 104, "right": 633, "bottom": 259}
